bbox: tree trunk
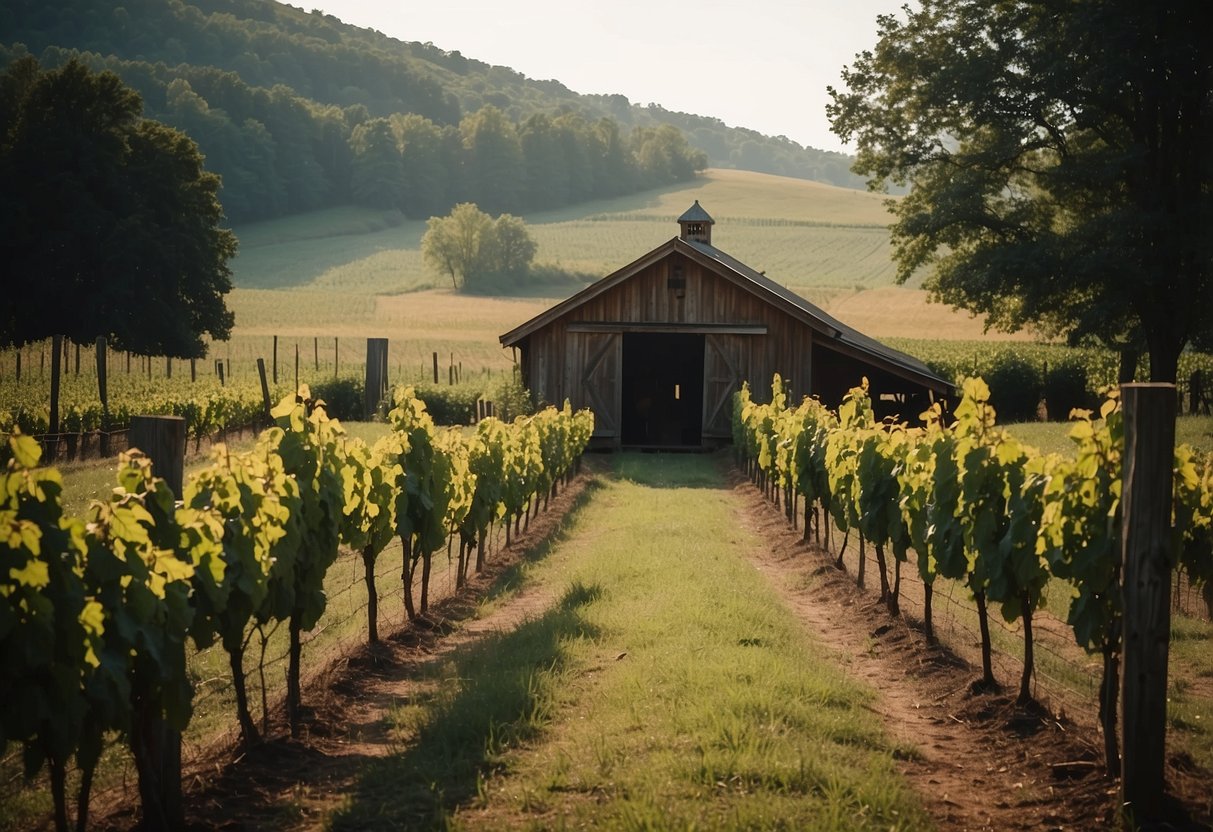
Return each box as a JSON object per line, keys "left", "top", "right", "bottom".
{"left": 130, "top": 687, "right": 183, "bottom": 831}
{"left": 802, "top": 501, "right": 811, "bottom": 543}
{"left": 456, "top": 539, "right": 467, "bottom": 589}
{"left": 1018, "top": 592, "right": 1035, "bottom": 705}
{"left": 363, "top": 545, "right": 379, "bottom": 644}
{"left": 923, "top": 581, "right": 934, "bottom": 642}
{"left": 888, "top": 557, "right": 901, "bottom": 616}
{"left": 47, "top": 747, "right": 68, "bottom": 832}
{"left": 48, "top": 334, "right": 62, "bottom": 463}
{"left": 287, "top": 612, "right": 303, "bottom": 737}
{"left": 402, "top": 537, "right": 417, "bottom": 621}
{"left": 836, "top": 528, "right": 848, "bottom": 570}
{"left": 75, "top": 755, "right": 95, "bottom": 832}
{"left": 857, "top": 535, "right": 866, "bottom": 588}
{"left": 1118, "top": 346, "right": 1139, "bottom": 384}
{"left": 1100, "top": 640, "right": 1121, "bottom": 776}
{"left": 420, "top": 550, "right": 432, "bottom": 614}
{"left": 230, "top": 642, "right": 259, "bottom": 745}
{"left": 476, "top": 535, "right": 486, "bottom": 572}
{"left": 873, "top": 542, "right": 889, "bottom": 601}
{"left": 974, "top": 591, "right": 996, "bottom": 689}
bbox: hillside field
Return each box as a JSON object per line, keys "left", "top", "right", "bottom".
{"left": 223, "top": 168, "right": 1029, "bottom": 374}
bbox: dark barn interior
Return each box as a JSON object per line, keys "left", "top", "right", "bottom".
{"left": 621, "top": 333, "right": 705, "bottom": 447}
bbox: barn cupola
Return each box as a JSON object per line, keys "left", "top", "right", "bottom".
{"left": 677, "top": 200, "right": 715, "bottom": 245}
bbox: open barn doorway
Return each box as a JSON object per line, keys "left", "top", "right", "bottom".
{"left": 621, "top": 332, "right": 705, "bottom": 447}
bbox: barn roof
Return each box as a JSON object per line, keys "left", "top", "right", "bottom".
{"left": 500, "top": 235, "right": 952, "bottom": 394}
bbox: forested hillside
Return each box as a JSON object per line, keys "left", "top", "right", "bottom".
{"left": 0, "top": 0, "right": 862, "bottom": 224}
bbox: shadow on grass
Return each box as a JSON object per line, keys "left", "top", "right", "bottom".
{"left": 328, "top": 580, "right": 603, "bottom": 830}
{"left": 476, "top": 478, "right": 603, "bottom": 608}
{"left": 609, "top": 449, "right": 735, "bottom": 490}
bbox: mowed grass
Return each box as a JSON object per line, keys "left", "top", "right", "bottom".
{"left": 329, "top": 453, "right": 930, "bottom": 831}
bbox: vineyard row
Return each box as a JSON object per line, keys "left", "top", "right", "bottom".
{"left": 1, "top": 385, "right": 593, "bottom": 831}
{"left": 732, "top": 375, "right": 1213, "bottom": 776}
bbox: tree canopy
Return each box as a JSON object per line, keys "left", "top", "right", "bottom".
{"left": 421, "top": 203, "right": 538, "bottom": 294}
{"left": 0, "top": 57, "right": 236, "bottom": 358}
{"left": 1, "top": 0, "right": 861, "bottom": 226}
{"left": 828, "top": 0, "right": 1212, "bottom": 381}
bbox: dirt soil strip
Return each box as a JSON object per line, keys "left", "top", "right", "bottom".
{"left": 728, "top": 473, "right": 1207, "bottom": 832}
{"left": 92, "top": 476, "right": 589, "bottom": 832}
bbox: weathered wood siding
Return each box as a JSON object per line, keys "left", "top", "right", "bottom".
{"left": 520, "top": 253, "right": 815, "bottom": 441}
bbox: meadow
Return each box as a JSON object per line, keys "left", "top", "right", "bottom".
{"left": 216, "top": 166, "right": 1030, "bottom": 374}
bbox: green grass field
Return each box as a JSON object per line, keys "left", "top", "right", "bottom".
{"left": 331, "top": 453, "right": 931, "bottom": 831}
{"left": 214, "top": 167, "right": 1024, "bottom": 377}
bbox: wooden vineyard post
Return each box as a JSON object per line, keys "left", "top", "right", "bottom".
{"left": 129, "top": 416, "right": 186, "bottom": 498}
{"left": 294, "top": 343, "right": 299, "bottom": 392}
{"left": 96, "top": 337, "right": 111, "bottom": 457}
{"left": 47, "top": 334, "right": 62, "bottom": 462}
{"left": 1119, "top": 383, "right": 1176, "bottom": 824}
{"left": 272, "top": 335, "right": 278, "bottom": 385}
{"left": 314, "top": 336, "right": 319, "bottom": 372}
{"left": 126, "top": 416, "right": 186, "bottom": 831}
{"left": 433, "top": 351, "right": 439, "bottom": 384}
{"left": 14, "top": 349, "right": 20, "bottom": 381}
{"left": 216, "top": 360, "right": 225, "bottom": 387}
{"left": 189, "top": 358, "right": 196, "bottom": 383}
{"left": 334, "top": 337, "right": 339, "bottom": 379}
{"left": 166, "top": 356, "right": 172, "bottom": 380}
{"left": 365, "top": 338, "right": 388, "bottom": 418}
{"left": 256, "top": 358, "right": 272, "bottom": 423}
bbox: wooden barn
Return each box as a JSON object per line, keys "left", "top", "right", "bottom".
{"left": 499, "top": 202, "right": 953, "bottom": 449}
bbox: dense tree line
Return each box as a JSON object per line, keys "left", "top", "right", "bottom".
{"left": 0, "top": 0, "right": 857, "bottom": 217}
{"left": 0, "top": 42, "right": 707, "bottom": 223}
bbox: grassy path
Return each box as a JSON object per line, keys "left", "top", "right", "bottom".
{"left": 329, "top": 454, "right": 931, "bottom": 831}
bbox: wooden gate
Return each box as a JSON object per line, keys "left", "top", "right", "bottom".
{"left": 573, "top": 333, "right": 621, "bottom": 440}
{"left": 703, "top": 334, "right": 744, "bottom": 438}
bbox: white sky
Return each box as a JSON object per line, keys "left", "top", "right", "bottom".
{"left": 309, "top": 0, "right": 904, "bottom": 155}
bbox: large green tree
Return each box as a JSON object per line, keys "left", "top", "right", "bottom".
{"left": 827, "top": 0, "right": 1212, "bottom": 381}
{"left": 0, "top": 56, "right": 236, "bottom": 358}
{"left": 421, "top": 202, "right": 537, "bottom": 293}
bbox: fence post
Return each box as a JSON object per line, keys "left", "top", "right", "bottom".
{"left": 129, "top": 415, "right": 186, "bottom": 499}
{"left": 47, "top": 334, "right": 62, "bottom": 462}
{"left": 96, "top": 337, "right": 110, "bottom": 457}
{"left": 1119, "top": 383, "right": 1177, "bottom": 824}
{"left": 257, "top": 358, "right": 272, "bottom": 423}
{"left": 365, "top": 338, "right": 388, "bottom": 418}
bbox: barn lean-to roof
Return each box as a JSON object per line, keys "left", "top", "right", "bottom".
{"left": 500, "top": 233, "right": 952, "bottom": 395}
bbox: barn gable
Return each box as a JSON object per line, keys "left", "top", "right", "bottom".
{"left": 500, "top": 204, "right": 952, "bottom": 448}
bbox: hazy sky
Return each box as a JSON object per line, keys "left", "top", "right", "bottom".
{"left": 309, "top": 0, "right": 904, "bottom": 154}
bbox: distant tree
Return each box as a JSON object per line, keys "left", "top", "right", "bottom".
{"left": 460, "top": 106, "right": 524, "bottom": 214}
{"left": 475, "top": 214, "right": 538, "bottom": 290}
{"left": 421, "top": 203, "right": 537, "bottom": 293}
{"left": 349, "top": 117, "right": 405, "bottom": 209}
{"left": 631, "top": 124, "right": 708, "bottom": 186}
{"left": 827, "top": 0, "right": 1212, "bottom": 382}
{"left": 0, "top": 56, "right": 235, "bottom": 358}
{"left": 392, "top": 113, "right": 452, "bottom": 218}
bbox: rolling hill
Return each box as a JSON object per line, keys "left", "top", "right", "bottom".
{"left": 222, "top": 168, "right": 1028, "bottom": 375}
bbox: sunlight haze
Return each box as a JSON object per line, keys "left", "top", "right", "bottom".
{"left": 309, "top": 0, "right": 904, "bottom": 154}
